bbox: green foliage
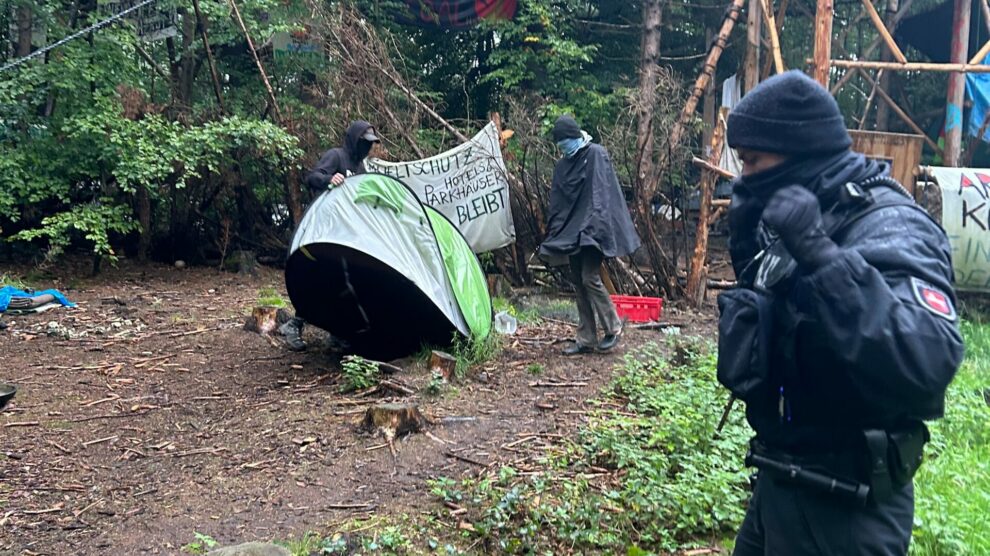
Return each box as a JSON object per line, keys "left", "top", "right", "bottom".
{"left": 279, "top": 531, "right": 350, "bottom": 555}
{"left": 11, "top": 201, "right": 140, "bottom": 262}
{"left": 430, "top": 339, "right": 751, "bottom": 553}
{"left": 0, "top": 273, "right": 27, "bottom": 290}
{"left": 361, "top": 526, "right": 411, "bottom": 553}
{"left": 181, "top": 532, "right": 218, "bottom": 555}
{"left": 257, "top": 286, "right": 287, "bottom": 309}
{"left": 341, "top": 355, "right": 381, "bottom": 392}
{"left": 492, "top": 297, "right": 541, "bottom": 325}
{"left": 912, "top": 321, "right": 990, "bottom": 555}
{"left": 526, "top": 363, "right": 545, "bottom": 376}
{"left": 424, "top": 370, "right": 448, "bottom": 397}
{"left": 449, "top": 332, "right": 503, "bottom": 379}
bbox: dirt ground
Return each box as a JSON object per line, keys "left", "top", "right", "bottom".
{"left": 0, "top": 260, "right": 716, "bottom": 555}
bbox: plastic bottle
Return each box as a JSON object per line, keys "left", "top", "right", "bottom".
{"left": 493, "top": 311, "right": 518, "bottom": 335}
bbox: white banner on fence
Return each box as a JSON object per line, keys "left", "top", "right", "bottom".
{"left": 931, "top": 166, "right": 990, "bottom": 291}
{"left": 366, "top": 122, "right": 515, "bottom": 253}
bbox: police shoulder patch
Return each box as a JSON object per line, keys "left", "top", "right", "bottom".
{"left": 911, "top": 277, "right": 957, "bottom": 321}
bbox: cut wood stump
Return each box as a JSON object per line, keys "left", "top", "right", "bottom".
{"left": 430, "top": 350, "right": 457, "bottom": 381}
{"left": 363, "top": 403, "right": 427, "bottom": 455}
{"left": 243, "top": 307, "right": 292, "bottom": 335}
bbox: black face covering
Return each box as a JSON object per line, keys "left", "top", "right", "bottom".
{"left": 736, "top": 150, "right": 883, "bottom": 206}
{"left": 354, "top": 139, "right": 372, "bottom": 162}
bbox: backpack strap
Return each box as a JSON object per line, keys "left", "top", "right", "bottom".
{"left": 828, "top": 176, "right": 938, "bottom": 242}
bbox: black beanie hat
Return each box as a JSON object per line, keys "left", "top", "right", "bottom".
{"left": 552, "top": 115, "right": 582, "bottom": 142}
{"left": 727, "top": 70, "right": 851, "bottom": 155}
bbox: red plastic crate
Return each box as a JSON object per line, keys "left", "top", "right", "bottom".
{"left": 610, "top": 295, "right": 663, "bottom": 323}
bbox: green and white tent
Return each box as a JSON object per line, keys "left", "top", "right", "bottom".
{"left": 286, "top": 173, "right": 492, "bottom": 360}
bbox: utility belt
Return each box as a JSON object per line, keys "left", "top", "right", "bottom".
{"left": 746, "top": 422, "right": 929, "bottom": 507}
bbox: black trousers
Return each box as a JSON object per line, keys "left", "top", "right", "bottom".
{"left": 733, "top": 473, "right": 913, "bottom": 556}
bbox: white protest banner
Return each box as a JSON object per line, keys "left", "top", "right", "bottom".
{"left": 366, "top": 122, "right": 515, "bottom": 253}
{"left": 931, "top": 166, "right": 990, "bottom": 291}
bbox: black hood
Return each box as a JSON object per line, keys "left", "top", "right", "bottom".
{"left": 344, "top": 120, "right": 374, "bottom": 162}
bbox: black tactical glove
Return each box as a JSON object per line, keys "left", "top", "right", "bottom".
{"left": 761, "top": 185, "right": 839, "bottom": 271}
{"left": 727, "top": 185, "right": 764, "bottom": 283}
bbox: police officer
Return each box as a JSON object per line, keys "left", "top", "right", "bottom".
{"left": 718, "top": 71, "right": 964, "bottom": 554}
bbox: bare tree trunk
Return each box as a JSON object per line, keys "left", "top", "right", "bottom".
{"left": 634, "top": 0, "right": 662, "bottom": 193}
{"left": 632, "top": 0, "right": 679, "bottom": 296}
{"left": 16, "top": 5, "right": 32, "bottom": 57}
{"left": 137, "top": 184, "right": 152, "bottom": 261}
{"left": 686, "top": 112, "right": 726, "bottom": 305}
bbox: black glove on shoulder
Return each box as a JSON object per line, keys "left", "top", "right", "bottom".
{"left": 761, "top": 185, "right": 840, "bottom": 271}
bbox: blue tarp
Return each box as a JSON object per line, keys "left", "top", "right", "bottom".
{"left": 0, "top": 285, "right": 76, "bottom": 312}
{"left": 966, "top": 53, "right": 990, "bottom": 142}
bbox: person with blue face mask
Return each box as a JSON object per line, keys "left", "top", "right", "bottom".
{"left": 540, "top": 115, "right": 641, "bottom": 355}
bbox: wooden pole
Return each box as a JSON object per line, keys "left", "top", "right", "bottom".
{"left": 945, "top": 0, "right": 972, "bottom": 166}
{"left": 876, "top": 0, "right": 900, "bottom": 130}
{"left": 860, "top": 0, "right": 908, "bottom": 63}
{"left": 192, "top": 0, "right": 226, "bottom": 114}
{"left": 745, "top": 0, "right": 763, "bottom": 91}
{"left": 829, "top": 0, "right": 914, "bottom": 95}
{"left": 228, "top": 0, "right": 282, "bottom": 122}
{"left": 761, "top": 0, "right": 786, "bottom": 73}
{"left": 686, "top": 111, "right": 727, "bottom": 306}
{"left": 970, "top": 38, "right": 990, "bottom": 65}
{"left": 857, "top": 69, "right": 944, "bottom": 154}
{"left": 761, "top": 0, "right": 790, "bottom": 79}
{"left": 664, "top": 0, "right": 746, "bottom": 178}
{"left": 813, "top": 0, "right": 835, "bottom": 85}
{"left": 828, "top": 59, "right": 990, "bottom": 72}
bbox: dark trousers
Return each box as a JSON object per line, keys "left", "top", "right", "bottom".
{"left": 568, "top": 248, "right": 621, "bottom": 347}
{"left": 733, "top": 473, "right": 913, "bottom": 556}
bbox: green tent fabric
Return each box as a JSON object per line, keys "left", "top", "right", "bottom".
{"left": 426, "top": 207, "right": 493, "bottom": 339}
{"left": 285, "top": 173, "right": 492, "bottom": 360}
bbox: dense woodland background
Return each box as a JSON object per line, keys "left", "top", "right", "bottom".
{"left": 0, "top": 0, "right": 978, "bottom": 295}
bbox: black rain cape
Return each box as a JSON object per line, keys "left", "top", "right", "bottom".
{"left": 539, "top": 143, "right": 641, "bottom": 261}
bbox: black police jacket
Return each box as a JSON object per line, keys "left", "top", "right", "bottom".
{"left": 718, "top": 162, "right": 965, "bottom": 455}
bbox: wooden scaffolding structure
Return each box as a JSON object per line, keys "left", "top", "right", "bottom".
{"left": 812, "top": 0, "right": 990, "bottom": 166}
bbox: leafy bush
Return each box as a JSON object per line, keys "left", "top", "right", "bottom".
{"left": 431, "top": 339, "right": 751, "bottom": 553}
{"left": 181, "top": 532, "right": 218, "bottom": 554}
{"left": 912, "top": 321, "right": 990, "bottom": 555}
{"left": 449, "top": 332, "right": 503, "bottom": 379}
{"left": 341, "top": 355, "right": 381, "bottom": 392}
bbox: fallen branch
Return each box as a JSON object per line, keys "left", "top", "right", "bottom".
{"left": 172, "top": 447, "right": 227, "bottom": 458}
{"left": 379, "top": 380, "right": 416, "bottom": 397}
{"left": 443, "top": 451, "right": 490, "bottom": 468}
{"left": 82, "top": 435, "right": 118, "bottom": 447}
{"left": 529, "top": 381, "right": 590, "bottom": 388}
{"left": 3, "top": 421, "right": 39, "bottom": 428}
{"left": 326, "top": 503, "right": 376, "bottom": 510}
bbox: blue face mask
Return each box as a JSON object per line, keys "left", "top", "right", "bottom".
{"left": 557, "top": 137, "right": 586, "bottom": 158}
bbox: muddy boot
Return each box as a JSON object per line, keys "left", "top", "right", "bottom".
{"left": 279, "top": 317, "right": 307, "bottom": 351}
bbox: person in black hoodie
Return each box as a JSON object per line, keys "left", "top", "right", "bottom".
{"left": 719, "top": 71, "right": 963, "bottom": 555}
{"left": 280, "top": 121, "right": 381, "bottom": 351}
{"left": 306, "top": 120, "right": 381, "bottom": 192}
{"left": 541, "top": 115, "right": 641, "bottom": 355}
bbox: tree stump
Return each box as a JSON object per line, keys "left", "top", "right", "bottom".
{"left": 243, "top": 307, "right": 292, "bottom": 335}
{"left": 430, "top": 350, "right": 457, "bottom": 381}
{"left": 363, "top": 403, "right": 427, "bottom": 454}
